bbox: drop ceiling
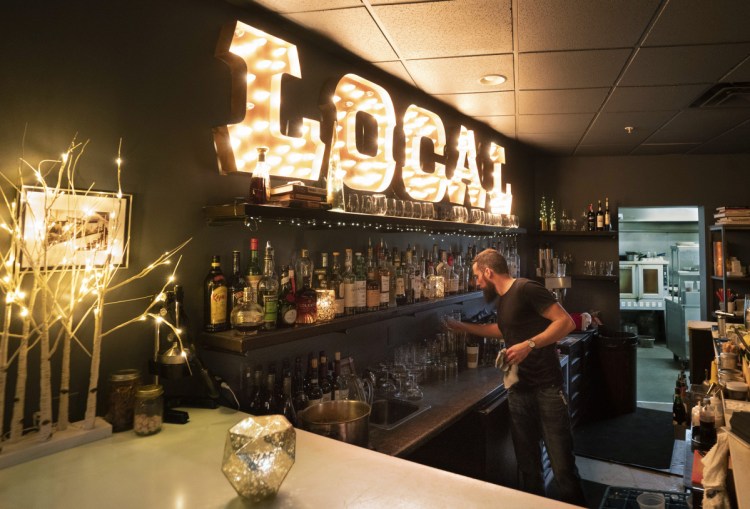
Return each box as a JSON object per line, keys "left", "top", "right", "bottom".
{"left": 247, "top": 0, "right": 750, "bottom": 156}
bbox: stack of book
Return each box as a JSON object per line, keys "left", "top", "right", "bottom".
{"left": 715, "top": 206, "right": 750, "bottom": 225}
{"left": 268, "top": 184, "right": 331, "bottom": 209}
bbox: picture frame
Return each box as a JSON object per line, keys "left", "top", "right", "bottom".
{"left": 18, "top": 186, "right": 132, "bottom": 270}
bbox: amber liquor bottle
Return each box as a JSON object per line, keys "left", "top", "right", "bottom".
{"left": 204, "top": 255, "right": 229, "bottom": 332}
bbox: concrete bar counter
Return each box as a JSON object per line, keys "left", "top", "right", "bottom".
{"left": 0, "top": 407, "right": 578, "bottom": 509}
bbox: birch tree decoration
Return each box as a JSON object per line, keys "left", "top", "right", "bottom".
{"left": 0, "top": 139, "right": 189, "bottom": 462}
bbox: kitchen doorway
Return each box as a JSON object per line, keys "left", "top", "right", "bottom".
{"left": 618, "top": 206, "right": 705, "bottom": 406}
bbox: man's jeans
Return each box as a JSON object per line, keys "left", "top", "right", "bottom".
{"left": 508, "top": 385, "right": 586, "bottom": 505}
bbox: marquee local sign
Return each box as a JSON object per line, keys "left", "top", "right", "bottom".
{"left": 213, "top": 20, "right": 512, "bottom": 213}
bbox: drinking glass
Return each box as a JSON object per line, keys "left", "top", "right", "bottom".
{"left": 346, "top": 194, "right": 359, "bottom": 213}
{"left": 412, "top": 202, "right": 423, "bottom": 219}
{"left": 373, "top": 193, "right": 387, "bottom": 215}
{"left": 403, "top": 201, "right": 413, "bottom": 218}
{"left": 386, "top": 198, "right": 397, "bottom": 216}
{"left": 361, "top": 195, "right": 374, "bottom": 215}
{"left": 395, "top": 199, "right": 405, "bottom": 217}
{"left": 509, "top": 214, "right": 518, "bottom": 228}
{"left": 605, "top": 261, "right": 614, "bottom": 276}
{"left": 422, "top": 202, "right": 435, "bottom": 220}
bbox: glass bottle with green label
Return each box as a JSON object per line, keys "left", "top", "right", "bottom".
{"left": 257, "top": 242, "right": 279, "bottom": 330}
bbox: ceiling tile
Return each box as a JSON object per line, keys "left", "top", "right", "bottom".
{"left": 518, "top": 88, "right": 609, "bottom": 114}
{"left": 517, "top": 132, "right": 581, "bottom": 145}
{"left": 373, "top": 61, "right": 416, "bottom": 87}
{"left": 582, "top": 110, "right": 677, "bottom": 145}
{"left": 691, "top": 122, "right": 750, "bottom": 154}
{"left": 373, "top": 0, "right": 512, "bottom": 60}
{"left": 631, "top": 143, "right": 702, "bottom": 155}
{"left": 288, "top": 7, "right": 398, "bottom": 62}
{"left": 476, "top": 115, "right": 516, "bottom": 138}
{"left": 646, "top": 108, "right": 750, "bottom": 143}
{"left": 406, "top": 54, "right": 514, "bottom": 94}
{"left": 434, "top": 91, "right": 515, "bottom": 117}
{"left": 723, "top": 57, "right": 750, "bottom": 83}
{"left": 576, "top": 145, "right": 637, "bottom": 156}
{"left": 518, "top": 49, "right": 630, "bottom": 89}
{"left": 518, "top": 113, "right": 594, "bottom": 135}
{"left": 620, "top": 44, "right": 750, "bottom": 86}
{"left": 251, "top": 0, "right": 361, "bottom": 14}
{"left": 644, "top": 1, "right": 750, "bottom": 46}
{"left": 518, "top": 0, "right": 659, "bottom": 52}
{"left": 604, "top": 84, "right": 711, "bottom": 113}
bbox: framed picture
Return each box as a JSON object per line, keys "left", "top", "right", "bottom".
{"left": 18, "top": 186, "right": 132, "bottom": 270}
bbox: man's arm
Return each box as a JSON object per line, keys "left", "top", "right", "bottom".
{"left": 444, "top": 318, "right": 503, "bottom": 339}
{"left": 505, "top": 302, "right": 575, "bottom": 365}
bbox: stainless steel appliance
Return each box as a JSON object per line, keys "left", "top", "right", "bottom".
{"left": 619, "top": 259, "right": 669, "bottom": 310}
{"left": 665, "top": 243, "right": 701, "bottom": 361}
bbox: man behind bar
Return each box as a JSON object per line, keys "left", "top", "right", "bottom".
{"left": 446, "top": 248, "right": 586, "bottom": 505}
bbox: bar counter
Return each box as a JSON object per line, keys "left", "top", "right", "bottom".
{"left": 0, "top": 407, "right": 578, "bottom": 509}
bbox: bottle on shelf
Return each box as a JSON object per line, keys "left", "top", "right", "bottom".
{"left": 313, "top": 252, "right": 330, "bottom": 290}
{"left": 318, "top": 351, "right": 333, "bottom": 402}
{"left": 228, "top": 250, "right": 246, "bottom": 319}
{"left": 257, "top": 242, "right": 279, "bottom": 330}
{"left": 261, "top": 369, "right": 278, "bottom": 415}
{"left": 672, "top": 387, "right": 687, "bottom": 426}
{"left": 354, "top": 252, "right": 367, "bottom": 313}
{"left": 549, "top": 199, "right": 557, "bottom": 231}
{"left": 204, "top": 255, "right": 229, "bottom": 332}
{"left": 366, "top": 260, "right": 380, "bottom": 312}
{"left": 596, "top": 199, "right": 604, "bottom": 230}
{"left": 342, "top": 249, "right": 357, "bottom": 316}
{"left": 277, "top": 266, "right": 298, "bottom": 327}
{"left": 249, "top": 147, "right": 270, "bottom": 204}
{"left": 405, "top": 248, "right": 418, "bottom": 305}
{"left": 242, "top": 364, "right": 260, "bottom": 409}
{"left": 394, "top": 255, "right": 407, "bottom": 306}
{"left": 539, "top": 195, "right": 548, "bottom": 232}
{"left": 604, "top": 197, "right": 612, "bottom": 231}
{"left": 295, "top": 249, "right": 317, "bottom": 324}
{"left": 587, "top": 203, "right": 596, "bottom": 231}
{"left": 330, "top": 251, "right": 345, "bottom": 318}
{"left": 249, "top": 366, "right": 267, "bottom": 415}
{"left": 292, "top": 356, "right": 309, "bottom": 413}
{"left": 377, "top": 245, "right": 391, "bottom": 310}
{"left": 230, "top": 287, "right": 264, "bottom": 334}
{"left": 699, "top": 397, "right": 717, "bottom": 452}
{"left": 280, "top": 373, "right": 297, "bottom": 426}
{"left": 306, "top": 358, "right": 323, "bottom": 405}
{"left": 245, "top": 238, "right": 262, "bottom": 304}
{"left": 333, "top": 351, "right": 348, "bottom": 400}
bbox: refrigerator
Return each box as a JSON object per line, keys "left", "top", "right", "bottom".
{"left": 666, "top": 243, "right": 701, "bottom": 361}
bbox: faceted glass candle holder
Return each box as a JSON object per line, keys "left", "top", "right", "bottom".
{"left": 316, "top": 289, "right": 336, "bottom": 322}
{"left": 221, "top": 415, "right": 296, "bottom": 502}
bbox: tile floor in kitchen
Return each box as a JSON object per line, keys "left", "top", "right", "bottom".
{"left": 577, "top": 342, "right": 688, "bottom": 507}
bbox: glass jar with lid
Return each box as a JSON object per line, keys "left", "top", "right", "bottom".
{"left": 106, "top": 369, "right": 141, "bottom": 432}
{"left": 133, "top": 384, "right": 164, "bottom": 436}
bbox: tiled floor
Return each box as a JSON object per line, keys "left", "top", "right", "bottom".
{"left": 577, "top": 342, "right": 688, "bottom": 506}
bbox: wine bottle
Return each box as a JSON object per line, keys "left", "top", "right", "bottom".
{"left": 366, "top": 263, "right": 380, "bottom": 312}
{"left": 587, "top": 203, "right": 595, "bottom": 231}
{"left": 203, "top": 255, "right": 229, "bottom": 332}
{"left": 249, "top": 367, "right": 267, "bottom": 416}
{"left": 354, "top": 252, "right": 367, "bottom": 313}
{"left": 596, "top": 200, "right": 604, "bottom": 230}
{"left": 249, "top": 147, "right": 270, "bottom": 204}
{"left": 257, "top": 242, "right": 279, "bottom": 330}
{"left": 262, "top": 370, "right": 278, "bottom": 415}
{"left": 292, "top": 356, "right": 309, "bottom": 413}
{"left": 318, "top": 352, "right": 333, "bottom": 402}
{"left": 394, "top": 255, "right": 407, "bottom": 306}
{"left": 306, "top": 358, "right": 323, "bottom": 405}
{"left": 342, "top": 249, "right": 357, "bottom": 316}
{"left": 313, "top": 252, "right": 330, "bottom": 290}
{"left": 281, "top": 374, "right": 298, "bottom": 426}
{"left": 333, "top": 352, "right": 348, "bottom": 400}
{"left": 330, "top": 252, "right": 345, "bottom": 317}
{"left": 604, "top": 197, "right": 611, "bottom": 231}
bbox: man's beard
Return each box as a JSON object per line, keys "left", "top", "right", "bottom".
{"left": 483, "top": 280, "right": 498, "bottom": 302}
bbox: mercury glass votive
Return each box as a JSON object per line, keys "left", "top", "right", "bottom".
{"left": 316, "top": 289, "right": 336, "bottom": 322}
{"left": 221, "top": 415, "right": 296, "bottom": 502}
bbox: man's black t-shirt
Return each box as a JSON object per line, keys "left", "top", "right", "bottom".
{"left": 496, "top": 278, "right": 564, "bottom": 390}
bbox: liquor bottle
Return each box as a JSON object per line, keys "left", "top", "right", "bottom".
{"left": 242, "top": 364, "right": 260, "bottom": 409}
{"left": 342, "top": 249, "right": 357, "bottom": 316}
{"left": 249, "top": 367, "right": 267, "bottom": 415}
{"left": 596, "top": 199, "right": 604, "bottom": 230}
{"left": 366, "top": 262, "right": 380, "bottom": 312}
{"left": 257, "top": 242, "right": 279, "bottom": 330}
{"left": 377, "top": 246, "right": 391, "bottom": 310}
{"left": 245, "top": 238, "right": 262, "bottom": 304}
{"left": 204, "top": 255, "right": 229, "bottom": 332}
{"left": 408, "top": 248, "right": 421, "bottom": 303}
{"left": 330, "top": 252, "right": 345, "bottom": 317}
{"left": 421, "top": 257, "right": 431, "bottom": 301}
{"left": 262, "top": 370, "right": 278, "bottom": 415}
{"left": 249, "top": 147, "right": 270, "bottom": 204}
{"left": 539, "top": 195, "right": 548, "bottom": 231}
{"left": 228, "top": 250, "right": 246, "bottom": 319}
{"left": 327, "top": 122, "right": 345, "bottom": 212}
{"left": 403, "top": 249, "right": 415, "bottom": 305}
{"left": 292, "top": 356, "right": 309, "bottom": 413}
{"left": 313, "top": 252, "right": 330, "bottom": 290}
{"left": 386, "top": 246, "right": 397, "bottom": 308}
{"left": 333, "top": 352, "right": 348, "bottom": 400}
{"left": 604, "top": 197, "right": 612, "bottom": 231}
{"left": 699, "top": 398, "right": 717, "bottom": 451}
{"left": 587, "top": 203, "right": 596, "bottom": 231}
{"left": 447, "top": 253, "right": 459, "bottom": 295}
{"left": 277, "top": 266, "right": 298, "bottom": 327}
{"left": 295, "top": 249, "right": 317, "bottom": 324}
{"left": 230, "top": 287, "right": 263, "bottom": 334}
{"left": 354, "top": 252, "right": 367, "bottom": 313}
{"left": 306, "top": 358, "right": 323, "bottom": 405}
{"left": 318, "top": 352, "right": 333, "bottom": 402}
{"left": 281, "top": 373, "right": 298, "bottom": 426}
{"left": 394, "top": 255, "right": 407, "bottom": 306}
{"left": 672, "top": 387, "right": 687, "bottom": 426}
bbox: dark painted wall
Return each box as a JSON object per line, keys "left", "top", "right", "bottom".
{"left": 0, "top": 0, "right": 534, "bottom": 428}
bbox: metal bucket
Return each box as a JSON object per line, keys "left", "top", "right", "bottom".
{"left": 297, "top": 400, "right": 371, "bottom": 446}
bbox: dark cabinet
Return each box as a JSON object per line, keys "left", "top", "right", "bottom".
{"left": 709, "top": 225, "right": 750, "bottom": 320}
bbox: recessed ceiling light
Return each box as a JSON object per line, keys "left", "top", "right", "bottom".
{"left": 479, "top": 74, "right": 507, "bottom": 86}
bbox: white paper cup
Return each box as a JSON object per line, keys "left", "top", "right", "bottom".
{"left": 466, "top": 346, "right": 479, "bottom": 368}
{"left": 636, "top": 492, "right": 665, "bottom": 509}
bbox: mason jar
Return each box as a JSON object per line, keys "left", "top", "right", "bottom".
{"left": 106, "top": 369, "right": 141, "bottom": 432}
{"left": 133, "top": 384, "right": 164, "bottom": 436}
